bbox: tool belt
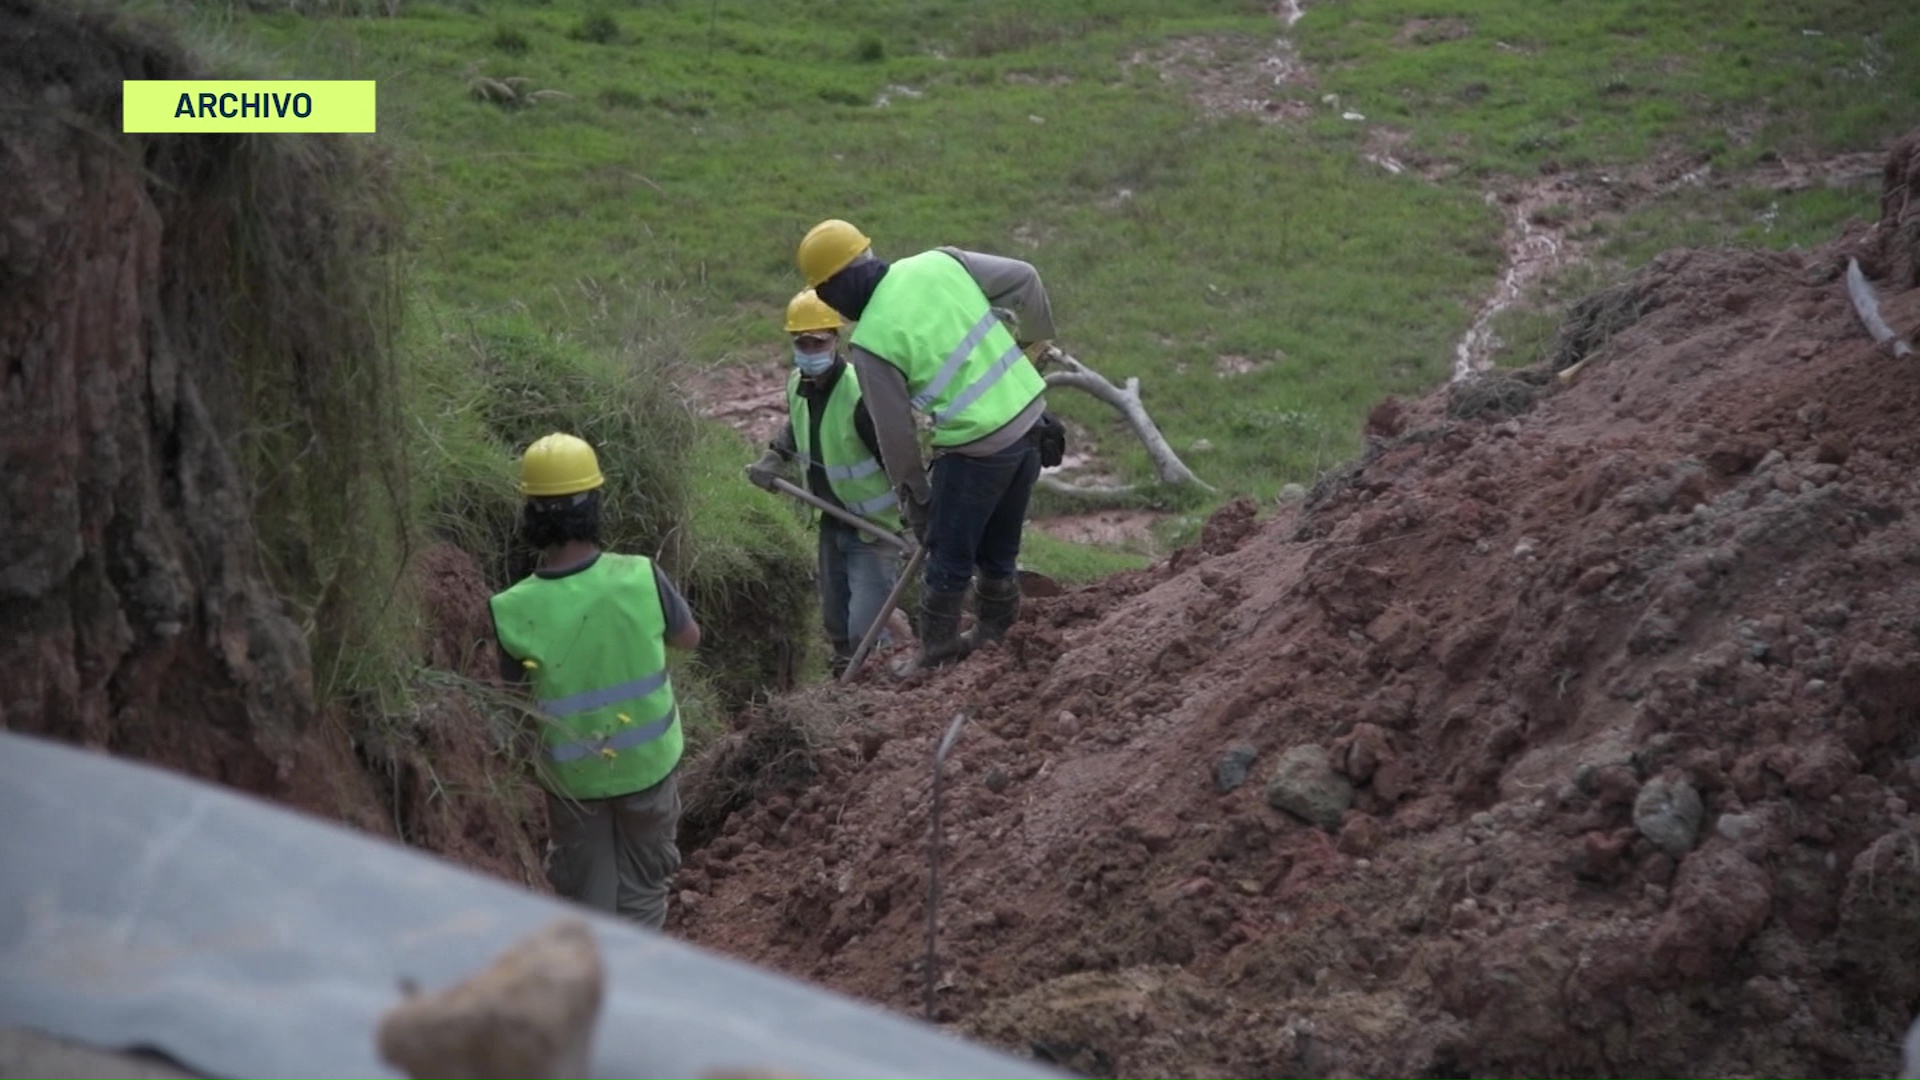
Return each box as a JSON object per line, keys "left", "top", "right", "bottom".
{"left": 1029, "top": 411, "right": 1067, "bottom": 468}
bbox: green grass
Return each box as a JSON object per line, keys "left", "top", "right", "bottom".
{"left": 162, "top": 0, "right": 1919, "bottom": 726}
{"left": 197, "top": 0, "right": 1498, "bottom": 506}
{"left": 1296, "top": 0, "right": 1920, "bottom": 174}
{"left": 1020, "top": 529, "right": 1153, "bottom": 585}
{"left": 204, "top": 0, "right": 1917, "bottom": 513}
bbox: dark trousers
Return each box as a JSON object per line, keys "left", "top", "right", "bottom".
{"left": 545, "top": 770, "right": 682, "bottom": 930}
{"left": 924, "top": 438, "right": 1040, "bottom": 594}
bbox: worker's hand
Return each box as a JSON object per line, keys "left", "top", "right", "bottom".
{"left": 744, "top": 449, "right": 785, "bottom": 492}
{"left": 903, "top": 490, "right": 931, "bottom": 545}
{"left": 1024, "top": 340, "right": 1063, "bottom": 369}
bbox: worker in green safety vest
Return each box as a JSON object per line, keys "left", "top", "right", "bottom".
{"left": 489, "top": 432, "right": 703, "bottom": 930}
{"left": 746, "top": 289, "right": 904, "bottom": 679}
{"left": 796, "top": 219, "right": 1067, "bottom": 674}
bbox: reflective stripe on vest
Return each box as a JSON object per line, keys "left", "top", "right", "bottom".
{"left": 539, "top": 669, "right": 669, "bottom": 719}
{"left": 805, "top": 456, "right": 882, "bottom": 483}
{"left": 909, "top": 310, "right": 1001, "bottom": 411}
{"left": 787, "top": 366, "right": 904, "bottom": 532}
{"left": 488, "top": 552, "right": 683, "bottom": 800}
{"left": 849, "top": 250, "right": 1045, "bottom": 448}
{"left": 844, "top": 488, "right": 898, "bottom": 517}
{"left": 546, "top": 699, "right": 677, "bottom": 763}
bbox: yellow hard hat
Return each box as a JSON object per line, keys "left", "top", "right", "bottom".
{"left": 797, "top": 218, "right": 871, "bottom": 287}
{"left": 785, "top": 289, "right": 844, "bottom": 334}
{"left": 519, "top": 432, "right": 605, "bottom": 497}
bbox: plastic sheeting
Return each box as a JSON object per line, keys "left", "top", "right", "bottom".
{"left": 0, "top": 732, "right": 1065, "bottom": 1080}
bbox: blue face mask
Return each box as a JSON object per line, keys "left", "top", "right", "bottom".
{"left": 792, "top": 347, "right": 836, "bottom": 377}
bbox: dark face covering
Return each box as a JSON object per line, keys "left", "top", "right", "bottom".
{"left": 814, "top": 257, "right": 889, "bottom": 321}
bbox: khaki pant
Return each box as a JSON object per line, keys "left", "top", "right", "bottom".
{"left": 544, "top": 770, "right": 682, "bottom": 930}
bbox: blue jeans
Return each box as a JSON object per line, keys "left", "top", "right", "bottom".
{"left": 818, "top": 518, "right": 902, "bottom": 658}
{"left": 925, "top": 438, "right": 1041, "bottom": 594}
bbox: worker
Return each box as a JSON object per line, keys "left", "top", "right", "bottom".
{"left": 745, "top": 289, "right": 903, "bottom": 679}
{"left": 489, "top": 432, "right": 702, "bottom": 930}
{"left": 796, "top": 219, "right": 1065, "bottom": 673}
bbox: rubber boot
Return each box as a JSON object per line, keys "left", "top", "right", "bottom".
{"left": 964, "top": 574, "right": 1021, "bottom": 650}
{"left": 893, "top": 588, "right": 971, "bottom": 676}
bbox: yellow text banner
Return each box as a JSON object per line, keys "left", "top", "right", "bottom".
{"left": 123, "top": 80, "right": 376, "bottom": 133}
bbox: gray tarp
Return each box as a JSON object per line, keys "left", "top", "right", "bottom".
{"left": 0, "top": 732, "right": 1064, "bottom": 1080}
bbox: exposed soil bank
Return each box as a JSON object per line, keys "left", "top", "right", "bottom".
{"left": 676, "top": 130, "right": 1920, "bottom": 1078}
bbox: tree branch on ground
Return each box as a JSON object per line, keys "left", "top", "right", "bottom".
{"left": 1041, "top": 351, "right": 1215, "bottom": 496}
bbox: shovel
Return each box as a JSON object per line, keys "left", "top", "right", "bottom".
{"left": 759, "top": 476, "right": 1058, "bottom": 681}
{"left": 757, "top": 476, "right": 920, "bottom": 683}
{"left": 768, "top": 477, "right": 911, "bottom": 551}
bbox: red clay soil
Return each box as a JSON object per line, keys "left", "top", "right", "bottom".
{"left": 673, "top": 131, "right": 1920, "bottom": 1079}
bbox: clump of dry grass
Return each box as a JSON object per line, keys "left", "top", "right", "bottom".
{"left": 1551, "top": 279, "right": 1653, "bottom": 373}
{"left": 1445, "top": 368, "right": 1548, "bottom": 420}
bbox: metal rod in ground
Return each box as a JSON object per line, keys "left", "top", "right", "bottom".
{"left": 839, "top": 544, "right": 926, "bottom": 686}
{"left": 925, "top": 711, "right": 968, "bottom": 1022}
{"left": 768, "top": 477, "right": 911, "bottom": 551}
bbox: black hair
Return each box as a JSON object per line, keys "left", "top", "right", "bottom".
{"left": 519, "top": 489, "right": 603, "bottom": 550}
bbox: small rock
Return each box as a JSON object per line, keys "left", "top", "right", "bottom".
{"left": 1371, "top": 758, "right": 1414, "bottom": 803}
{"left": 1331, "top": 722, "right": 1392, "bottom": 782}
{"left": 1336, "top": 813, "right": 1381, "bottom": 856}
{"left": 1265, "top": 745, "right": 1354, "bottom": 829}
{"left": 1716, "top": 813, "right": 1760, "bottom": 842}
{"left": 1216, "top": 744, "right": 1259, "bottom": 793}
{"left": 1574, "top": 561, "right": 1620, "bottom": 595}
{"left": 377, "top": 918, "right": 604, "bottom": 1080}
{"left": 1577, "top": 829, "right": 1632, "bottom": 882}
{"left": 1278, "top": 482, "right": 1306, "bottom": 502}
{"left": 1634, "top": 775, "right": 1705, "bottom": 857}
{"left": 984, "top": 767, "right": 1009, "bottom": 794}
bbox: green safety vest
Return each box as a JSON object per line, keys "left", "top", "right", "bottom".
{"left": 850, "top": 250, "right": 1045, "bottom": 448}
{"left": 787, "top": 366, "right": 903, "bottom": 532}
{"left": 488, "top": 553, "right": 682, "bottom": 800}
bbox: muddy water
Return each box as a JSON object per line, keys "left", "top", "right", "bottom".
{"left": 1453, "top": 184, "right": 1572, "bottom": 379}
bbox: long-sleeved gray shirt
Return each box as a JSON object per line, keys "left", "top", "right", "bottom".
{"left": 848, "top": 247, "right": 1053, "bottom": 504}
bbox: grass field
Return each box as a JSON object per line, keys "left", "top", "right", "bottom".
{"left": 204, "top": 0, "right": 1916, "bottom": 499}
{"left": 173, "top": 0, "right": 1918, "bottom": 698}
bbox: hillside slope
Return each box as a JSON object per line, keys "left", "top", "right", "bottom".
{"left": 676, "top": 130, "right": 1920, "bottom": 1078}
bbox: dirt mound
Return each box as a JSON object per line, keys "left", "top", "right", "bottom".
{"left": 677, "top": 129, "right": 1920, "bottom": 1078}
